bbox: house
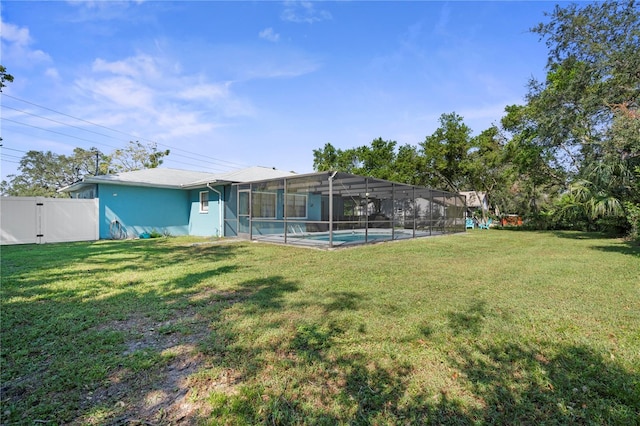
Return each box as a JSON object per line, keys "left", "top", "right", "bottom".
{"left": 60, "top": 167, "right": 466, "bottom": 247}
{"left": 60, "top": 166, "right": 294, "bottom": 240}
{"left": 459, "top": 191, "right": 488, "bottom": 217}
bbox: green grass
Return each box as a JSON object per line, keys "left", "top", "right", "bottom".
{"left": 1, "top": 231, "right": 639, "bottom": 425}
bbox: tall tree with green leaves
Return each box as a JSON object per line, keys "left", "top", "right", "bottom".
{"left": 464, "top": 125, "right": 511, "bottom": 219}
{"left": 389, "top": 144, "right": 425, "bottom": 186}
{"left": 501, "top": 1, "right": 639, "bottom": 234}
{"left": 500, "top": 104, "right": 568, "bottom": 223}
{"left": 420, "top": 112, "right": 473, "bottom": 192}
{"left": 313, "top": 138, "right": 420, "bottom": 182}
{"left": 312, "top": 143, "right": 360, "bottom": 173}
{"left": 108, "top": 141, "right": 170, "bottom": 173}
{"left": 1, "top": 142, "right": 170, "bottom": 197}
{"left": 0, "top": 148, "right": 104, "bottom": 197}
{"left": 354, "top": 138, "right": 397, "bottom": 180}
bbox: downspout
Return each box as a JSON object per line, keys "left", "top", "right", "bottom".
{"left": 206, "top": 183, "right": 223, "bottom": 237}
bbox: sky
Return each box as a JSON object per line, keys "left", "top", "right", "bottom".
{"left": 1, "top": 0, "right": 564, "bottom": 181}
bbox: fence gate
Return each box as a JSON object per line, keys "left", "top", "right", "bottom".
{"left": 1, "top": 197, "right": 98, "bottom": 245}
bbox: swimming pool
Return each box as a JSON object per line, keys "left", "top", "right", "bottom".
{"left": 253, "top": 228, "right": 441, "bottom": 248}
{"left": 302, "top": 232, "right": 391, "bottom": 243}
{"left": 287, "top": 230, "right": 417, "bottom": 245}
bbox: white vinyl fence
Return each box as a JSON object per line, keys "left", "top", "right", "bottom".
{"left": 1, "top": 197, "right": 98, "bottom": 245}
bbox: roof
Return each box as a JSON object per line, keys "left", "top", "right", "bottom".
{"left": 459, "top": 191, "right": 487, "bottom": 208}
{"left": 184, "top": 166, "right": 295, "bottom": 188}
{"left": 59, "top": 166, "right": 295, "bottom": 193}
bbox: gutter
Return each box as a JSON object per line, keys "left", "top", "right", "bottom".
{"left": 206, "top": 182, "right": 223, "bottom": 237}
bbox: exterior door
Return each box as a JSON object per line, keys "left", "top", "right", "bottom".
{"left": 238, "top": 189, "right": 251, "bottom": 238}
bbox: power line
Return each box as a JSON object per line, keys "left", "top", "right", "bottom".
{"left": 2, "top": 104, "right": 126, "bottom": 142}
{"left": 1, "top": 153, "right": 23, "bottom": 159}
{"left": 0, "top": 147, "right": 28, "bottom": 154}
{"left": 1, "top": 109, "right": 236, "bottom": 170}
{"left": 1, "top": 117, "right": 122, "bottom": 151}
{"left": 1, "top": 93, "right": 248, "bottom": 169}
{"left": 0, "top": 133, "right": 232, "bottom": 173}
{"left": 1, "top": 158, "right": 21, "bottom": 164}
{"left": 1, "top": 117, "right": 235, "bottom": 171}
{"left": 2, "top": 102, "right": 242, "bottom": 171}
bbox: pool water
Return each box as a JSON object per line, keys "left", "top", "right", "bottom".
{"left": 302, "top": 232, "right": 393, "bottom": 243}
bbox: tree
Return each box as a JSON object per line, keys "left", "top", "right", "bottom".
{"left": 312, "top": 114, "right": 508, "bottom": 199}
{"left": 503, "top": 1, "right": 640, "bottom": 234}
{"left": 0, "top": 150, "right": 87, "bottom": 197}
{"left": 465, "top": 125, "right": 510, "bottom": 220}
{"left": 420, "top": 112, "right": 473, "bottom": 192}
{"left": 1, "top": 142, "right": 170, "bottom": 197}
{"left": 500, "top": 104, "right": 568, "bottom": 224}
{"left": 312, "top": 143, "right": 359, "bottom": 173}
{"left": 313, "top": 138, "right": 430, "bottom": 186}
{"left": 355, "top": 138, "right": 397, "bottom": 180}
{"left": 389, "top": 144, "right": 425, "bottom": 186}
{"left": 0, "top": 65, "right": 14, "bottom": 92}
{"left": 1, "top": 65, "right": 14, "bottom": 145}
{"left": 108, "top": 141, "right": 170, "bottom": 173}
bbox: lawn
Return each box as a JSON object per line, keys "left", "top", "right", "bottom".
{"left": 1, "top": 230, "right": 639, "bottom": 425}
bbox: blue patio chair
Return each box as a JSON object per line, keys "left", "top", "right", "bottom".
{"left": 479, "top": 218, "right": 492, "bottom": 229}
{"left": 466, "top": 218, "right": 474, "bottom": 229}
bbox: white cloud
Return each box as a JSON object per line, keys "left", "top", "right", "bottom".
{"left": 243, "top": 59, "right": 319, "bottom": 80}
{"left": 76, "top": 75, "right": 155, "bottom": 110}
{"left": 92, "top": 55, "right": 160, "bottom": 79}
{"left": 433, "top": 3, "right": 452, "bottom": 36}
{"left": 0, "top": 17, "right": 52, "bottom": 65}
{"left": 259, "top": 27, "right": 280, "bottom": 42}
{"left": 281, "top": 1, "right": 332, "bottom": 24}
{"left": 0, "top": 18, "right": 31, "bottom": 44}
{"left": 66, "top": 50, "right": 258, "bottom": 150}
{"left": 64, "top": 0, "right": 144, "bottom": 21}
{"left": 45, "top": 68, "right": 61, "bottom": 80}
{"left": 178, "top": 82, "right": 231, "bottom": 101}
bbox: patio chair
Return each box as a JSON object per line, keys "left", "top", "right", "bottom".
{"left": 466, "top": 218, "right": 474, "bottom": 229}
{"left": 287, "top": 224, "right": 305, "bottom": 235}
{"left": 479, "top": 218, "right": 492, "bottom": 230}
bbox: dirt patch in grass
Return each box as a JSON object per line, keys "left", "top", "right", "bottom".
{"left": 80, "top": 348, "right": 204, "bottom": 425}
{"left": 73, "top": 296, "right": 246, "bottom": 424}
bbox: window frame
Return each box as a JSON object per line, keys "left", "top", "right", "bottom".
{"left": 199, "top": 191, "right": 209, "bottom": 213}
{"left": 285, "top": 193, "right": 308, "bottom": 219}
{"left": 251, "top": 191, "right": 277, "bottom": 218}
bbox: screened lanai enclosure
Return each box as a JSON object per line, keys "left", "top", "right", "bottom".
{"left": 224, "top": 171, "right": 466, "bottom": 248}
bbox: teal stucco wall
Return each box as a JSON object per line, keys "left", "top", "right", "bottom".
{"left": 98, "top": 184, "right": 190, "bottom": 239}
{"left": 188, "top": 187, "right": 223, "bottom": 237}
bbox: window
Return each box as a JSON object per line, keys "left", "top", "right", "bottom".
{"left": 199, "top": 191, "right": 209, "bottom": 213}
{"left": 286, "top": 194, "right": 307, "bottom": 218}
{"left": 252, "top": 192, "right": 277, "bottom": 218}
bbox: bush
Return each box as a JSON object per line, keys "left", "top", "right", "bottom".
{"left": 149, "top": 229, "right": 163, "bottom": 238}
{"left": 623, "top": 202, "right": 640, "bottom": 242}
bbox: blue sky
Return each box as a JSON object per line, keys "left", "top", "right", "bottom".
{"left": 1, "top": 1, "right": 562, "bottom": 180}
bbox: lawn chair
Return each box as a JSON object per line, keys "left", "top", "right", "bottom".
{"left": 478, "top": 218, "right": 492, "bottom": 230}
{"left": 466, "top": 218, "right": 474, "bottom": 229}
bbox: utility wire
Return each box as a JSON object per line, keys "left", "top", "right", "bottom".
{"left": 1, "top": 93, "right": 248, "bottom": 169}
{"left": 1, "top": 158, "right": 21, "bottom": 164}
{"left": 0, "top": 147, "right": 28, "bottom": 154}
{"left": 2, "top": 104, "right": 240, "bottom": 171}
{"left": 1, "top": 117, "right": 121, "bottom": 151}
{"left": 0, "top": 126, "right": 231, "bottom": 173}
{"left": 1, "top": 153, "right": 23, "bottom": 159}
{"left": 1, "top": 106, "right": 236, "bottom": 170}
{"left": 2, "top": 104, "right": 121, "bottom": 142}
